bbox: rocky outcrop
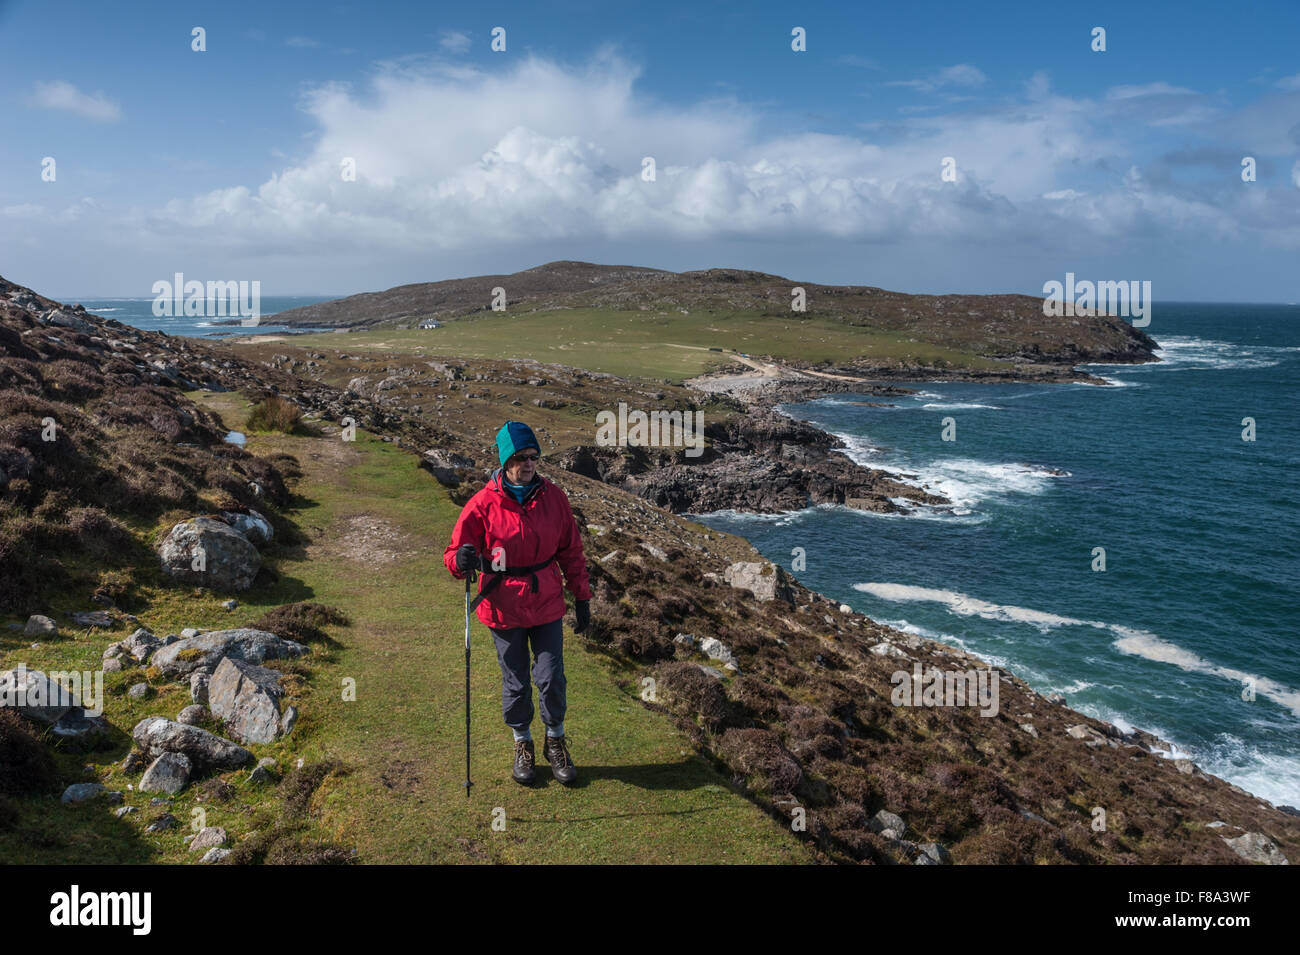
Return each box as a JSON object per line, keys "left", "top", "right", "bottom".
{"left": 207, "top": 656, "right": 289, "bottom": 744}
{"left": 139, "top": 752, "right": 192, "bottom": 794}
{"left": 61, "top": 783, "right": 105, "bottom": 804}
{"left": 23, "top": 615, "right": 57, "bottom": 638}
{"left": 419, "top": 448, "right": 475, "bottom": 487}
{"left": 149, "top": 628, "right": 307, "bottom": 677}
{"left": 121, "top": 627, "right": 169, "bottom": 662}
{"left": 220, "top": 509, "right": 273, "bottom": 546}
{"left": 723, "top": 561, "right": 795, "bottom": 604}
{"left": 157, "top": 517, "right": 262, "bottom": 591}
{"left": 190, "top": 826, "right": 229, "bottom": 852}
{"left": 557, "top": 409, "right": 947, "bottom": 516}
{"left": 1222, "top": 831, "right": 1290, "bottom": 865}
{"left": 131, "top": 716, "right": 252, "bottom": 771}
{"left": 0, "top": 666, "right": 81, "bottom": 724}
{"left": 0, "top": 666, "right": 107, "bottom": 741}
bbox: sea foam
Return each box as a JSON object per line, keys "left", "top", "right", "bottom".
{"left": 856, "top": 582, "right": 1300, "bottom": 718}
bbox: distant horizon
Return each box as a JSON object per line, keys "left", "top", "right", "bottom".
{"left": 43, "top": 275, "right": 1300, "bottom": 312}
{"left": 31, "top": 258, "right": 1300, "bottom": 310}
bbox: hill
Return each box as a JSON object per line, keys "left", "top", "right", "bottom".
{"left": 269, "top": 260, "right": 1157, "bottom": 369}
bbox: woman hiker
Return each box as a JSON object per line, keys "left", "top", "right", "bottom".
{"left": 444, "top": 420, "right": 593, "bottom": 786}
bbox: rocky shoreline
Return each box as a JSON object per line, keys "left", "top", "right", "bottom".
{"left": 557, "top": 402, "right": 951, "bottom": 515}
{"left": 551, "top": 351, "right": 1154, "bottom": 518}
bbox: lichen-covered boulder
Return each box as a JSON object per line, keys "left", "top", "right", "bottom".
{"left": 157, "top": 517, "right": 261, "bottom": 592}
{"left": 723, "top": 561, "right": 794, "bottom": 603}
{"left": 208, "top": 657, "right": 287, "bottom": 744}
{"left": 139, "top": 752, "right": 192, "bottom": 794}
{"left": 131, "top": 717, "right": 252, "bottom": 771}
{"left": 149, "top": 629, "right": 307, "bottom": 678}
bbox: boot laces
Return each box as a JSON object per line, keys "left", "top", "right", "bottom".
{"left": 515, "top": 739, "right": 534, "bottom": 770}
{"left": 547, "top": 735, "right": 573, "bottom": 769}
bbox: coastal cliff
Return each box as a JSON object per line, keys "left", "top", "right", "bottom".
{"left": 2, "top": 274, "right": 1294, "bottom": 866}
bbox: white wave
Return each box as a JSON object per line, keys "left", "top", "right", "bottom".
{"left": 1070, "top": 374, "right": 1143, "bottom": 388}
{"left": 86, "top": 306, "right": 121, "bottom": 312}
{"left": 685, "top": 506, "right": 810, "bottom": 522}
{"left": 856, "top": 583, "right": 1085, "bottom": 630}
{"left": 878, "top": 618, "right": 951, "bottom": 641}
{"left": 846, "top": 504, "right": 987, "bottom": 525}
{"left": 828, "top": 424, "right": 1068, "bottom": 515}
{"left": 877, "top": 458, "right": 1062, "bottom": 510}
{"left": 855, "top": 582, "right": 1300, "bottom": 717}
{"left": 874, "top": 618, "right": 1018, "bottom": 669}
{"left": 885, "top": 596, "right": 1300, "bottom": 804}
{"left": 834, "top": 431, "right": 886, "bottom": 458}
{"left": 920, "top": 402, "right": 1003, "bottom": 409}
{"left": 1145, "top": 335, "right": 1297, "bottom": 371}
{"left": 1052, "top": 679, "right": 1097, "bottom": 694}
{"left": 1111, "top": 626, "right": 1300, "bottom": 717}
{"left": 1195, "top": 735, "right": 1300, "bottom": 809}
{"left": 809, "top": 396, "right": 898, "bottom": 409}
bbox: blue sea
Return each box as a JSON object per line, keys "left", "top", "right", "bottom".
{"left": 696, "top": 304, "right": 1300, "bottom": 808}
{"left": 60, "top": 296, "right": 336, "bottom": 339}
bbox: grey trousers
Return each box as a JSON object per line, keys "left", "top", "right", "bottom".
{"left": 488, "top": 617, "right": 566, "bottom": 731}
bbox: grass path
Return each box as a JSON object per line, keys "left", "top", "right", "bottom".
{"left": 195, "top": 393, "right": 813, "bottom": 864}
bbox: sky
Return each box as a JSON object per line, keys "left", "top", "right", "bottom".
{"left": 1, "top": 0, "right": 1298, "bottom": 301}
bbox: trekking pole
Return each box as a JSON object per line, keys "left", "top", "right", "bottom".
{"left": 464, "top": 566, "right": 477, "bottom": 799}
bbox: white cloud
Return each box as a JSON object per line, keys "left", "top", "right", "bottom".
{"left": 285, "top": 36, "right": 320, "bottom": 48}
{"left": 30, "top": 80, "right": 121, "bottom": 122}
{"left": 1106, "top": 82, "right": 1196, "bottom": 100}
{"left": 131, "top": 51, "right": 1300, "bottom": 261}
{"left": 1105, "top": 82, "right": 1220, "bottom": 128}
{"left": 888, "top": 64, "right": 988, "bottom": 92}
{"left": 1276, "top": 73, "right": 1300, "bottom": 91}
{"left": 12, "top": 51, "right": 1300, "bottom": 296}
{"left": 439, "top": 30, "right": 472, "bottom": 54}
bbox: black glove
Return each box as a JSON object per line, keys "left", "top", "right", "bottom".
{"left": 574, "top": 599, "right": 591, "bottom": 634}
{"left": 455, "top": 544, "right": 481, "bottom": 574}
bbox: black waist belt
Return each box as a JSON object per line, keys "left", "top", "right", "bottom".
{"left": 469, "top": 554, "right": 557, "bottom": 612}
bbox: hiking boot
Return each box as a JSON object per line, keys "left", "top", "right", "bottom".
{"left": 543, "top": 734, "right": 577, "bottom": 785}
{"left": 512, "top": 739, "right": 535, "bottom": 784}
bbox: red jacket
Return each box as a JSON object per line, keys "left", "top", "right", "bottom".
{"left": 444, "top": 469, "right": 592, "bottom": 629}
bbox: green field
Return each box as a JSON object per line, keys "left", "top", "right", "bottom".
{"left": 278, "top": 307, "right": 1002, "bottom": 381}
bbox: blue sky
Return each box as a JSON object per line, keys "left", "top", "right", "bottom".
{"left": 2, "top": 0, "right": 1298, "bottom": 300}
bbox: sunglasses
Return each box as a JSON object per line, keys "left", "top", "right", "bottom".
{"left": 510, "top": 453, "right": 540, "bottom": 463}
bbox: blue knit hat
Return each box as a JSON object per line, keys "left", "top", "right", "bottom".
{"left": 496, "top": 420, "right": 540, "bottom": 467}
